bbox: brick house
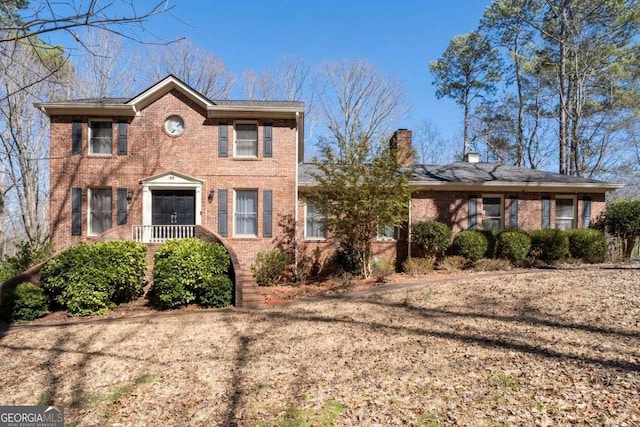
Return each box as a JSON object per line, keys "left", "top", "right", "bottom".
{"left": 36, "top": 76, "right": 621, "bottom": 306}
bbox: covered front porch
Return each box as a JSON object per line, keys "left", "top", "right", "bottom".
{"left": 132, "top": 170, "right": 203, "bottom": 244}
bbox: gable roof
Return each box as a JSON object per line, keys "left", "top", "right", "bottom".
{"left": 34, "top": 75, "right": 305, "bottom": 119}
{"left": 298, "top": 162, "right": 622, "bottom": 193}
{"left": 127, "top": 74, "right": 214, "bottom": 111}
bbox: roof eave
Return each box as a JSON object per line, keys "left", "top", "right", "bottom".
{"left": 207, "top": 105, "right": 305, "bottom": 119}
{"left": 34, "top": 103, "right": 136, "bottom": 117}
{"left": 408, "top": 181, "right": 623, "bottom": 193}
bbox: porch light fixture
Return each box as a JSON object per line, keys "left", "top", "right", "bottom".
{"left": 208, "top": 189, "right": 215, "bottom": 202}
{"left": 127, "top": 189, "right": 134, "bottom": 203}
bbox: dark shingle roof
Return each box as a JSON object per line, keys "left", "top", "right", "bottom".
{"left": 408, "top": 162, "right": 605, "bottom": 185}
{"left": 53, "top": 97, "right": 129, "bottom": 105}
{"left": 299, "top": 162, "right": 618, "bottom": 188}
{"left": 213, "top": 100, "right": 304, "bottom": 109}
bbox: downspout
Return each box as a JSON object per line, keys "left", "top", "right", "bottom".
{"left": 294, "top": 111, "right": 300, "bottom": 282}
{"left": 407, "top": 198, "right": 412, "bottom": 259}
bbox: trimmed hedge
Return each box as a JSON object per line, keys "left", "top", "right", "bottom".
{"left": 411, "top": 221, "right": 451, "bottom": 259}
{"left": 40, "top": 241, "right": 147, "bottom": 317}
{"left": 450, "top": 230, "right": 489, "bottom": 262}
{"left": 0, "top": 283, "right": 49, "bottom": 322}
{"left": 566, "top": 229, "right": 607, "bottom": 263}
{"left": 496, "top": 230, "right": 531, "bottom": 265}
{"left": 528, "top": 229, "right": 569, "bottom": 263}
{"left": 150, "top": 238, "right": 232, "bottom": 309}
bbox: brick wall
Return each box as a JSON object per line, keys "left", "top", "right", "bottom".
{"left": 410, "top": 190, "right": 606, "bottom": 232}
{"left": 49, "top": 89, "right": 298, "bottom": 302}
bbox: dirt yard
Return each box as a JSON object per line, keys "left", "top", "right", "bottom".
{"left": 1, "top": 267, "right": 639, "bottom": 426}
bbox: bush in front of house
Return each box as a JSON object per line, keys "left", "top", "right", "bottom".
{"left": 528, "top": 229, "right": 569, "bottom": 263}
{"left": 566, "top": 229, "right": 607, "bottom": 263}
{"left": 411, "top": 221, "right": 451, "bottom": 260}
{"left": 40, "top": 241, "right": 148, "bottom": 317}
{"left": 0, "top": 283, "right": 49, "bottom": 322}
{"left": 402, "top": 257, "right": 435, "bottom": 276}
{"left": 150, "top": 238, "right": 232, "bottom": 309}
{"left": 436, "top": 255, "right": 469, "bottom": 271}
{"left": 450, "top": 230, "right": 489, "bottom": 262}
{"left": 479, "top": 229, "right": 498, "bottom": 259}
{"left": 496, "top": 230, "right": 531, "bottom": 265}
{"left": 251, "top": 249, "right": 291, "bottom": 286}
{"left": 371, "top": 258, "right": 396, "bottom": 283}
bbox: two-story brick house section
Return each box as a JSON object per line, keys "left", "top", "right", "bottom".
{"left": 36, "top": 75, "right": 305, "bottom": 306}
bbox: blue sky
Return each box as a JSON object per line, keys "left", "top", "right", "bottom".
{"left": 140, "top": 0, "right": 493, "bottom": 144}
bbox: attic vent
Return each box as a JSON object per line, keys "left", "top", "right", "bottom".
{"left": 465, "top": 152, "right": 480, "bottom": 163}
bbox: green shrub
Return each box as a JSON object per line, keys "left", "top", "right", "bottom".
{"left": 566, "top": 229, "right": 606, "bottom": 263}
{"left": 479, "top": 230, "right": 497, "bottom": 258}
{"left": 151, "top": 238, "right": 232, "bottom": 309}
{"left": 402, "top": 257, "right": 435, "bottom": 276}
{"left": 528, "top": 229, "right": 569, "bottom": 263}
{"left": 0, "top": 283, "right": 49, "bottom": 322}
{"left": 197, "top": 276, "right": 233, "bottom": 307}
{"left": 251, "top": 250, "right": 291, "bottom": 286}
{"left": 604, "top": 199, "right": 640, "bottom": 259}
{"left": 0, "top": 241, "right": 54, "bottom": 283}
{"left": 450, "top": 230, "right": 489, "bottom": 262}
{"left": 496, "top": 230, "right": 531, "bottom": 265}
{"left": 371, "top": 258, "right": 395, "bottom": 283}
{"left": 40, "top": 241, "right": 147, "bottom": 316}
{"left": 411, "top": 221, "right": 451, "bottom": 259}
{"left": 437, "top": 255, "right": 469, "bottom": 271}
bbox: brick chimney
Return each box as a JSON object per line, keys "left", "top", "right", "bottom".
{"left": 390, "top": 129, "right": 413, "bottom": 166}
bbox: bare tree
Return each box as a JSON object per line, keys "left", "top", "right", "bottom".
{"left": 0, "top": 42, "right": 69, "bottom": 248}
{"left": 144, "top": 39, "right": 234, "bottom": 99}
{"left": 317, "top": 59, "right": 409, "bottom": 158}
{"left": 70, "top": 28, "right": 140, "bottom": 98}
{"left": 412, "top": 119, "right": 455, "bottom": 164}
{"left": 0, "top": 1, "right": 172, "bottom": 44}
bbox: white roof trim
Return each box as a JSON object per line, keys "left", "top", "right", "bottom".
{"left": 140, "top": 170, "right": 204, "bottom": 185}
{"left": 127, "top": 75, "right": 213, "bottom": 111}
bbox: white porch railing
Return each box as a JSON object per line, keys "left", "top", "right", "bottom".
{"left": 132, "top": 225, "right": 195, "bottom": 243}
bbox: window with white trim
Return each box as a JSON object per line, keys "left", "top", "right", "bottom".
{"left": 555, "top": 196, "right": 576, "bottom": 230}
{"left": 234, "top": 190, "right": 258, "bottom": 236}
{"left": 482, "top": 195, "right": 503, "bottom": 231}
{"left": 234, "top": 122, "right": 258, "bottom": 157}
{"left": 305, "top": 202, "right": 326, "bottom": 240}
{"left": 377, "top": 224, "right": 397, "bottom": 241}
{"left": 89, "top": 188, "right": 112, "bottom": 235}
{"left": 89, "top": 120, "right": 112, "bottom": 155}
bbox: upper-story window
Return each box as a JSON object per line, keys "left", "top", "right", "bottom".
{"left": 89, "top": 120, "right": 112, "bottom": 155}
{"left": 234, "top": 122, "right": 258, "bottom": 157}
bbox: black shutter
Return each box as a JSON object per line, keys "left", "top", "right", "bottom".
{"left": 218, "top": 122, "right": 228, "bottom": 157}
{"left": 117, "top": 188, "right": 128, "bottom": 225}
{"left": 582, "top": 197, "right": 592, "bottom": 228}
{"left": 468, "top": 196, "right": 478, "bottom": 230}
{"left": 541, "top": 196, "right": 551, "bottom": 229}
{"left": 218, "top": 189, "right": 228, "bottom": 236}
{"left": 263, "top": 123, "right": 273, "bottom": 158}
{"left": 263, "top": 189, "right": 273, "bottom": 237}
{"left": 509, "top": 196, "right": 519, "bottom": 229}
{"left": 71, "top": 187, "right": 82, "bottom": 236}
{"left": 72, "top": 122, "right": 82, "bottom": 154}
{"left": 117, "top": 122, "right": 128, "bottom": 155}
